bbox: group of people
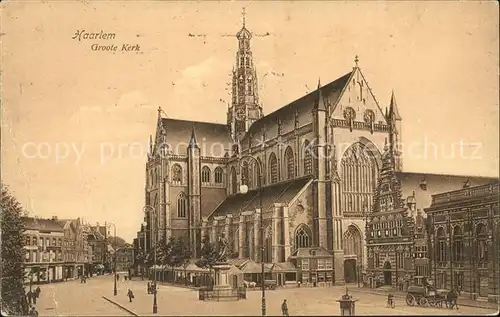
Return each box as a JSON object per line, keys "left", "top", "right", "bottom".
{"left": 24, "top": 286, "right": 41, "bottom": 316}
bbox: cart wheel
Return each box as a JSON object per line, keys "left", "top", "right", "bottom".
{"left": 419, "top": 297, "right": 429, "bottom": 307}
{"left": 406, "top": 294, "right": 416, "bottom": 306}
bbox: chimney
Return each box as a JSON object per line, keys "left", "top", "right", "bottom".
{"left": 52, "top": 216, "right": 58, "bottom": 221}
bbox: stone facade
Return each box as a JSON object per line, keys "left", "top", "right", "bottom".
{"left": 365, "top": 142, "right": 416, "bottom": 291}
{"left": 23, "top": 217, "right": 65, "bottom": 284}
{"left": 425, "top": 181, "right": 500, "bottom": 303}
{"left": 138, "top": 15, "right": 498, "bottom": 286}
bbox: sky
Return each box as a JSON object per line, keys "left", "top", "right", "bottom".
{"left": 1, "top": 1, "right": 498, "bottom": 243}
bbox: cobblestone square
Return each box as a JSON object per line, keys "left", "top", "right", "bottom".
{"left": 34, "top": 276, "right": 497, "bottom": 316}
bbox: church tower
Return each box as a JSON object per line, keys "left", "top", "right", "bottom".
{"left": 227, "top": 8, "right": 263, "bottom": 141}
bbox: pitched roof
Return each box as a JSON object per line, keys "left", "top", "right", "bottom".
{"left": 241, "top": 72, "right": 352, "bottom": 145}
{"left": 271, "top": 262, "right": 297, "bottom": 272}
{"left": 240, "top": 260, "right": 271, "bottom": 274}
{"left": 227, "top": 258, "right": 250, "bottom": 268}
{"left": 209, "top": 177, "right": 312, "bottom": 218}
{"left": 161, "top": 118, "right": 232, "bottom": 157}
{"left": 228, "top": 265, "right": 243, "bottom": 275}
{"left": 23, "top": 217, "right": 64, "bottom": 232}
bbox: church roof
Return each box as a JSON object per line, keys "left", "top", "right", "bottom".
{"left": 209, "top": 177, "right": 312, "bottom": 219}
{"left": 161, "top": 118, "right": 231, "bottom": 157}
{"left": 241, "top": 72, "right": 352, "bottom": 145}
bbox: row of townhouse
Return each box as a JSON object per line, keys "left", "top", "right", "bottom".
{"left": 23, "top": 216, "right": 93, "bottom": 284}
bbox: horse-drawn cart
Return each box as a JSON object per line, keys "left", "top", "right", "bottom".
{"left": 406, "top": 285, "right": 451, "bottom": 308}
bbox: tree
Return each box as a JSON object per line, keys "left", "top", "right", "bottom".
{"left": 159, "top": 236, "right": 175, "bottom": 282}
{"left": 196, "top": 236, "right": 218, "bottom": 289}
{"left": 170, "top": 236, "right": 192, "bottom": 285}
{"left": 1, "top": 184, "right": 29, "bottom": 315}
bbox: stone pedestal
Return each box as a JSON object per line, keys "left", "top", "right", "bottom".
{"left": 213, "top": 262, "right": 232, "bottom": 290}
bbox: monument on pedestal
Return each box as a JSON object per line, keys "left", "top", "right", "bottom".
{"left": 213, "top": 233, "right": 231, "bottom": 291}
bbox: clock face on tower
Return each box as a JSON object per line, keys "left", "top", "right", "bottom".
{"left": 235, "top": 108, "right": 246, "bottom": 121}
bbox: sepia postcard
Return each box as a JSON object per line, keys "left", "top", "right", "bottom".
{"left": 1, "top": 1, "right": 499, "bottom": 316}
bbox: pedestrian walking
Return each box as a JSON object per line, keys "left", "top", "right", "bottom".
{"left": 26, "top": 290, "right": 34, "bottom": 306}
{"left": 35, "top": 286, "right": 41, "bottom": 298}
{"left": 281, "top": 299, "right": 289, "bottom": 316}
{"left": 147, "top": 282, "right": 151, "bottom": 294}
{"left": 127, "top": 289, "right": 134, "bottom": 303}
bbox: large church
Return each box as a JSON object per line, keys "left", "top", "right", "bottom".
{"left": 141, "top": 17, "right": 495, "bottom": 284}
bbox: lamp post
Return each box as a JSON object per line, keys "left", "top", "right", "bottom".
{"left": 356, "top": 265, "right": 360, "bottom": 288}
{"left": 238, "top": 155, "right": 265, "bottom": 316}
{"left": 143, "top": 205, "right": 158, "bottom": 314}
{"left": 106, "top": 222, "right": 117, "bottom": 296}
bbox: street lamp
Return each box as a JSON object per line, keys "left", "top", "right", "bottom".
{"left": 106, "top": 222, "right": 118, "bottom": 296}
{"left": 143, "top": 205, "right": 158, "bottom": 314}
{"left": 356, "top": 265, "right": 360, "bottom": 288}
{"left": 238, "top": 155, "right": 266, "bottom": 316}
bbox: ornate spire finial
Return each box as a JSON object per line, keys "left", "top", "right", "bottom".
{"left": 157, "top": 106, "right": 162, "bottom": 117}
{"left": 317, "top": 77, "right": 321, "bottom": 89}
{"left": 355, "top": 55, "right": 359, "bottom": 67}
{"left": 242, "top": 7, "right": 246, "bottom": 27}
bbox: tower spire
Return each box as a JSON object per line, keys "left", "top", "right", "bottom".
{"left": 229, "top": 10, "right": 262, "bottom": 141}
{"left": 189, "top": 123, "right": 198, "bottom": 148}
{"left": 242, "top": 7, "right": 246, "bottom": 27}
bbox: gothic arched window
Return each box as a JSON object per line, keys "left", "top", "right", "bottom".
{"left": 452, "top": 225, "right": 463, "bottom": 262}
{"left": 341, "top": 143, "right": 377, "bottom": 215}
{"left": 264, "top": 226, "right": 272, "bottom": 263}
{"left": 294, "top": 224, "right": 312, "bottom": 249}
{"left": 285, "top": 147, "right": 294, "bottom": 180}
{"left": 172, "top": 164, "right": 182, "bottom": 184}
{"left": 436, "top": 227, "right": 446, "bottom": 262}
{"left": 303, "top": 140, "right": 312, "bottom": 176}
{"left": 476, "top": 223, "right": 488, "bottom": 264}
{"left": 241, "top": 161, "right": 249, "bottom": 186}
{"left": 230, "top": 166, "right": 237, "bottom": 194}
{"left": 177, "top": 192, "right": 187, "bottom": 218}
{"left": 343, "top": 225, "right": 362, "bottom": 263}
{"left": 201, "top": 166, "right": 211, "bottom": 185}
{"left": 268, "top": 153, "right": 278, "bottom": 184}
{"left": 252, "top": 159, "right": 261, "bottom": 188}
{"left": 214, "top": 167, "right": 224, "bottom": 185}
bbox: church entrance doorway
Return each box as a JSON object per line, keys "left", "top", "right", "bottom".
{"left": 383, "top": 261, "right": 392, "bottom": 286}
{"left": 344, "top": 259, "right": 357, "bottom": 283}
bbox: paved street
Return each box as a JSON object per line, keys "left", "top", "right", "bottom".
{"left": 33, "top": 275, "right": 132, "bottom": 316}
{"left": 94, "top": 277, "right": 497, "bottom": 316}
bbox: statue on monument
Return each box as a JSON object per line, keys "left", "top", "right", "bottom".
{"left": 216, "top": 233, "right": 229, "bottom": 263}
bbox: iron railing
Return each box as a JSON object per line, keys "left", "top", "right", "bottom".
{"left": 198, "top": 287, "right": 246, "bottom": 301}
